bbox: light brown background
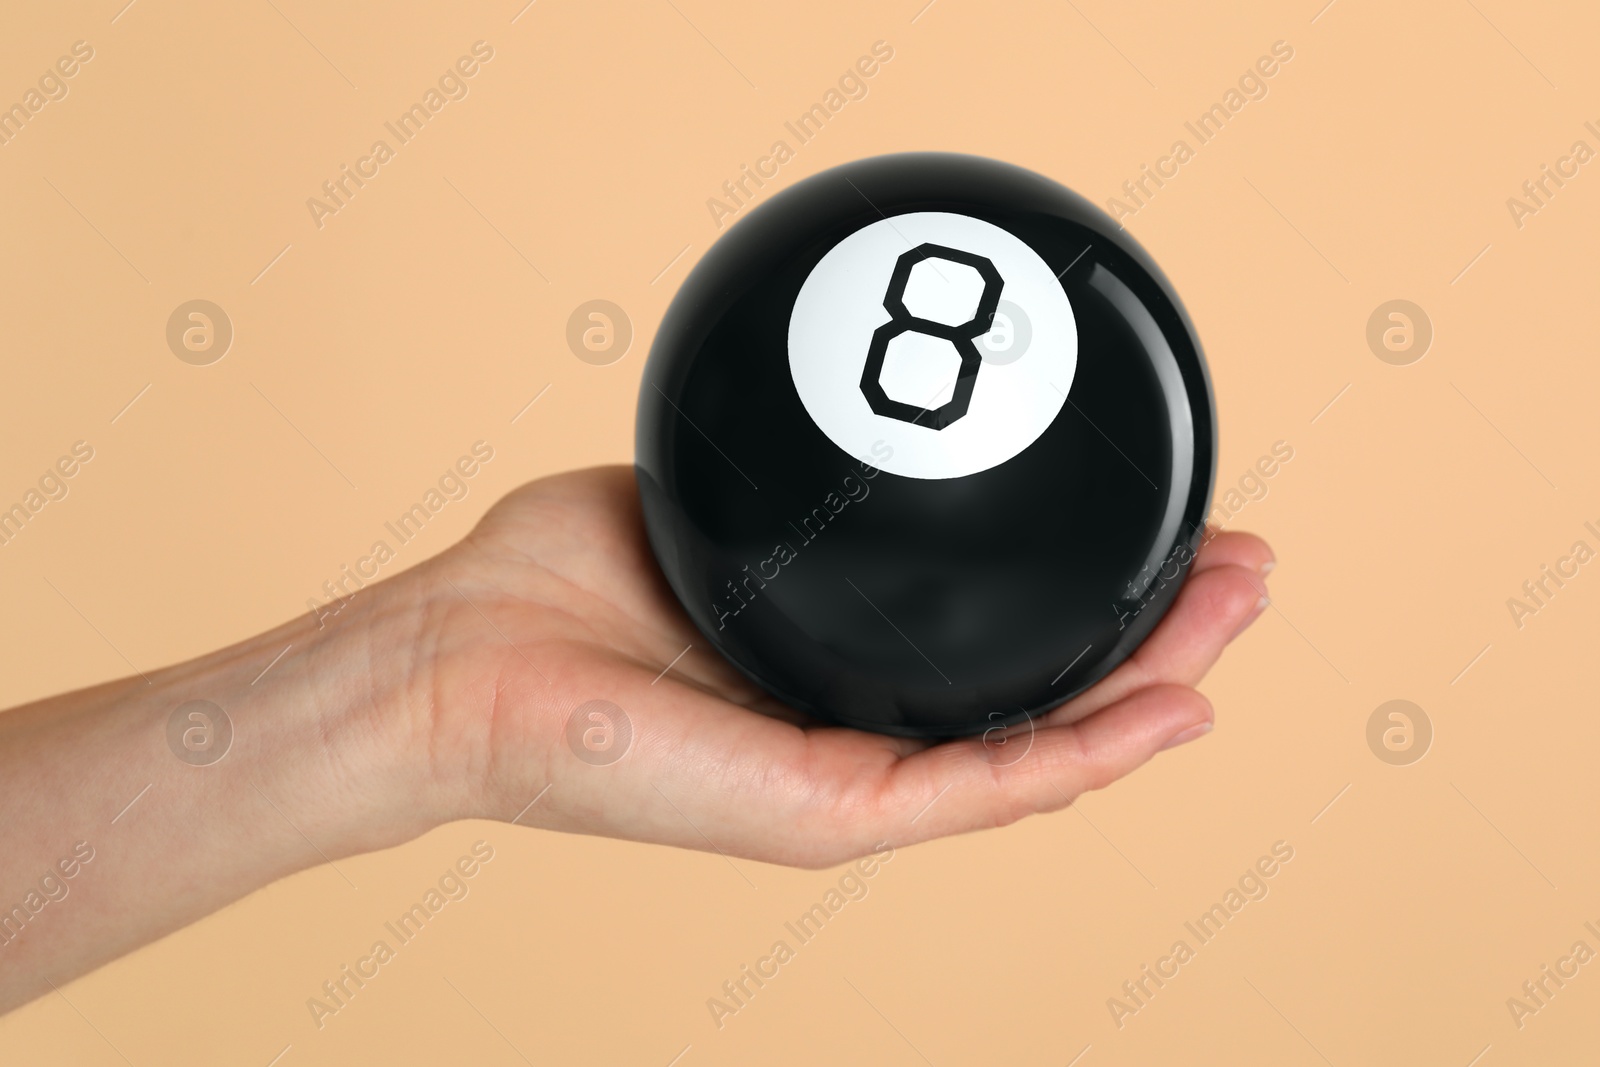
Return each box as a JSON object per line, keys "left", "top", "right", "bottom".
{"left": 2, "top": 0, "right": 1597, "bottom": 1063}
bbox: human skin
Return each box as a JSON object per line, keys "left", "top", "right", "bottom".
{"left": 0, "top": 466, "right": 1271, "bottom": 1014}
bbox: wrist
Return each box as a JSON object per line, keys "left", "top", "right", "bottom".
{"left": 140, "top": 565, "right": 458, "bottom": 867}
{"left": 256, "top": 566, "right": 458, "bottom": 857}
{"left": 0, "top": 553, "right": 464, "bottom": 1010}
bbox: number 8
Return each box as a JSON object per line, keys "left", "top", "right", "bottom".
{"left": 858, "top": 243, "right": 1003, "bottom": 430}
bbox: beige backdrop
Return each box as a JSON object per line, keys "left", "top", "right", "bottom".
{"left": 3, "top": 0, "right": 1598, "bottom": 1063}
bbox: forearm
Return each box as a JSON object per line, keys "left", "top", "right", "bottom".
{"left": 0, "top": 577, "right": 442, "bottom": 1014}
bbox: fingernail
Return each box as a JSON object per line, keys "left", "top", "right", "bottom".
{"left": 1259, "top": 559, "right": 1276, "bottom": 576}
{"left": 1231, "top": 595, "right": 1270, "bottom": 640}
{"left": 1159, "top": 721, "right": 1213, "bottom": 751}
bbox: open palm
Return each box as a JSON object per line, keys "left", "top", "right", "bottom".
{"left": 411, "top": 466, "right": 1272, "bottom": 868}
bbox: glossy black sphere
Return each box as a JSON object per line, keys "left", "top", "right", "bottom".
{"left": 636, "top": 153, "right": 1215, "bottom": 737}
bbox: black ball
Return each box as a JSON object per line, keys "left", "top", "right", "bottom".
{"left": 636, "top": 152, "right": 1215, "bottom": 738}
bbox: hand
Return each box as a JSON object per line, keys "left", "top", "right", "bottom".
{"left": 0, "top": 464, "right": 1270, "bottom": 1012}
{"left": 406, "top": 466, "right": 1275, "bottom": 868}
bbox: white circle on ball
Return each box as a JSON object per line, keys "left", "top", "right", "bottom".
{"left": 788, "top": 211, "right": 1077, "bottom": 481}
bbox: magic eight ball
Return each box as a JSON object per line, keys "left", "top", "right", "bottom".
{"left": 636, "top": 153, "right": 1215, "bottom": 738}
